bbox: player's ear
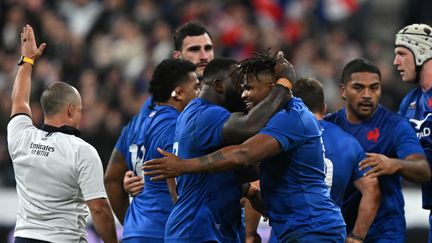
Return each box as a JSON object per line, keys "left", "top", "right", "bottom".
{"left": 214, "top": 79, "right": 224, "bottom": 94}
{"left": 67, "top": 103, "right": 75, "bottom": 118}
{"left": 340, "top": 83, "right": 347, "bottom": 100}
{"left": 269, "top": 81, "right": 275, "bottom": 90}
{"left": 173, "top": 51, "right": 181, "bottom": 59}
{"left": 171, "top": 87, "right": 182, "bottom": 100}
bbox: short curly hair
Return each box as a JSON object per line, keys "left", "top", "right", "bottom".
{"left": 340, "top": 58, "right": 381, "bottom": 84}
{"left": 149, "top": 59, "right": 196, "bottom": 103}
{"left": 239, "top": 50, "right": 277, "bottom": 81}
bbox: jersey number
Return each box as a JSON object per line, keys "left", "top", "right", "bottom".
{"left": 320, "top": 137, "right": 334, "bottom": 189}
{"left": 129, "top": 144, "right": 146, "bottom": 177}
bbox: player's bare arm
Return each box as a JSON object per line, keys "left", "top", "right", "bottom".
{"left": 143, "top": 134, "right": 280, "bottom": 180}
{"left": 104, "top": 148, "right": 130, "bottom": 225}
{"left": 349, "top": 176, "right": 381, "bottom": 242}
{"left": 222, "top": 52, "right": 294, "bottom": 145}
{"left": 359, "top": 153, "right": 430, "bottom": 183}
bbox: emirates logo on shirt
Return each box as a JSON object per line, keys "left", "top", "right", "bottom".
{"left": 367, "top": 128, "right": 380, "bottom": 143}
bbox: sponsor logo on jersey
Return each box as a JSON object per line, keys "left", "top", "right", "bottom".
{"left": 29, "top": 142, "right": 55, "bottom": 157}
{"left": 367, "top": 128, "right": 380, "bottom": 143}
{"left": 409, "top": 101, "right": 416, "bottom": 110}
{"left": 409, "top": 113, "right": 432, "bottom": 139}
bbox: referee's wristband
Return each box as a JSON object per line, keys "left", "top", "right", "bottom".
{"left": 18, "top": 56, "right": 35, "bottom": 66}
{"left": 348, "top": 232, "right": 364, "bottom": 242}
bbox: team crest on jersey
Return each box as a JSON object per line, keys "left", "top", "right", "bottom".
{"left": 428, "top": 97, "right": 432, "bottom": 108}
{"left": 409, "top": 101, "right": 416, "bottom": 110}
{"left": 367, "top": 128, "right": 380, "bottom": 143}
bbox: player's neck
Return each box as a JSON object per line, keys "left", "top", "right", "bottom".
{"left": 44, "top": 116, "right": 75, "bottom": 128}
{"left": 419, "top": 61, "right": 432, "bottom": 91}
{"left": 198, "top": 85, "right": 223, "bottom": 105}
{"left": 157, "top": 100, "right": 183, "bottom": 112}
{"left": 345, "top": 107, "right": 376, "bottom": 124}
{"left": 314, "top": 113, "right": 324, "bottom": 120}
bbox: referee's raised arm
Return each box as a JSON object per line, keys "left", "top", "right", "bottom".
{"left": 8, "top": 25, "right": 118, "bottom": 243}
{"left": 11, "top": 24, "right": 46, "bottom": 118}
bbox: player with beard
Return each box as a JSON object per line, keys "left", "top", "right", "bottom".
{"left": 394, "top": 23, "right": 432, "bottom": 242}
{"left": 325, "top": 58, "right": 430, "bottom": 242}
{"left": 143, "top": 52, "right": 346, "bottom": 242}
{"left": 289, "top": 77, "right": 381, "bottom": 243}
{"left": 158, "top": 54, "right": 293, "bottom": 243}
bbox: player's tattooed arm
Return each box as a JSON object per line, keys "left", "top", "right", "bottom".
{"left": 144, "top": 134, "right": 280, "bottom": 180}
{"left": 222, "top": 51, "right": 294, "bottom": 145}
{"left": 198, "top": 151, "right": 227, "bottom": 171}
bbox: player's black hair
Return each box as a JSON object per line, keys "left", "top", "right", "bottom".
{"left": 292, "top": 77, "right": 324, "bottom": 114}
{"left": 340, "top": 58, "right": 381, "bottom": 84}
{"left": 173, "top": 21, "right": 213, "bottom": 51}
{"left": 202, "top": 57, "right": 240, "bottom": 86}
{"left": 149, "top": 59, "right": 196, "bottom": 103}
{"left": 239, "top": 50, "right": 276, "bottom": 81}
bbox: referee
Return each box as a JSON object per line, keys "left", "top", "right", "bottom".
{"left": 7, "top": 25, "right": 117, "bottom": 243}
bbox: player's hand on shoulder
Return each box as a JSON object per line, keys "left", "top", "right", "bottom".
{"left": 123, "top": 171, "right": 143, "bottom": 196}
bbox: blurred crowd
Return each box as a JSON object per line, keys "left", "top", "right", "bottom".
{"left": 0, "top": 0, "right": 430, "bottom": 187}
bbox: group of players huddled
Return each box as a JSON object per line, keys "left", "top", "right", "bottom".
{"left": 8, "top": 21, "right": 432, "bottom": 243}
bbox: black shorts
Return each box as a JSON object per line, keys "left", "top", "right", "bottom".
{"left": 14, "top": 237, "right": 50, "bottom": 243}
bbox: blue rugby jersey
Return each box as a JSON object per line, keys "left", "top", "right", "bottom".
{"left": 319, "top": 120, "right": 366, "bottom": 207}
{"left": 399, "top": 87, "right": 432, "bottom": 209}
{"left": 326, "top": 105, "right": 425, "bottom": 241}
{"left": 165, "top": 98, "right": 242, "bottom": 243}
{"left": 115, "top": 102, "right": 178, "bottom": 241}
{"left": 259, "top": 98, "right": 346, "bottom": 242}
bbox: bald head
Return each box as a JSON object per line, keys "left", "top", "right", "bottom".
{"left": 40, "top": 82, "right": 81, "bottom": 117}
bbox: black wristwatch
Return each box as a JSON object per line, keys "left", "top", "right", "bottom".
{"left": 18, "top": 56, "right": 34, "bottom": 66}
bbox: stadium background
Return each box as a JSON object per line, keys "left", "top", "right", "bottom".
{"left": 0, "top": 0, "right": 431, "bottom": 242}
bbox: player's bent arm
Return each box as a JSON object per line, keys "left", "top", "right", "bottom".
{"left": 360, "top": 153, "right": 430, "bottom": 183}
{"left": 397, "top": 154, "right": 430, "bottom": 183}
{"left": 86, "top": 198, "right": 118, "bottom": 243}
{"left": 143, "top": 134, "right": 280, "bottom": 180}
{"left": 351, "top": 176, "right": 381, "bottom": 240}
{"left": 244, "top": 190, "right": 262, "bottom": 243}
{"left": 222, "top": 85, "right": 291, "bottom": 145}
{"left": 104, "top": 149, "right": 129, "bottom": 225}
{"left": 181, "top": 134, "right": 279, "bottom": 173}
